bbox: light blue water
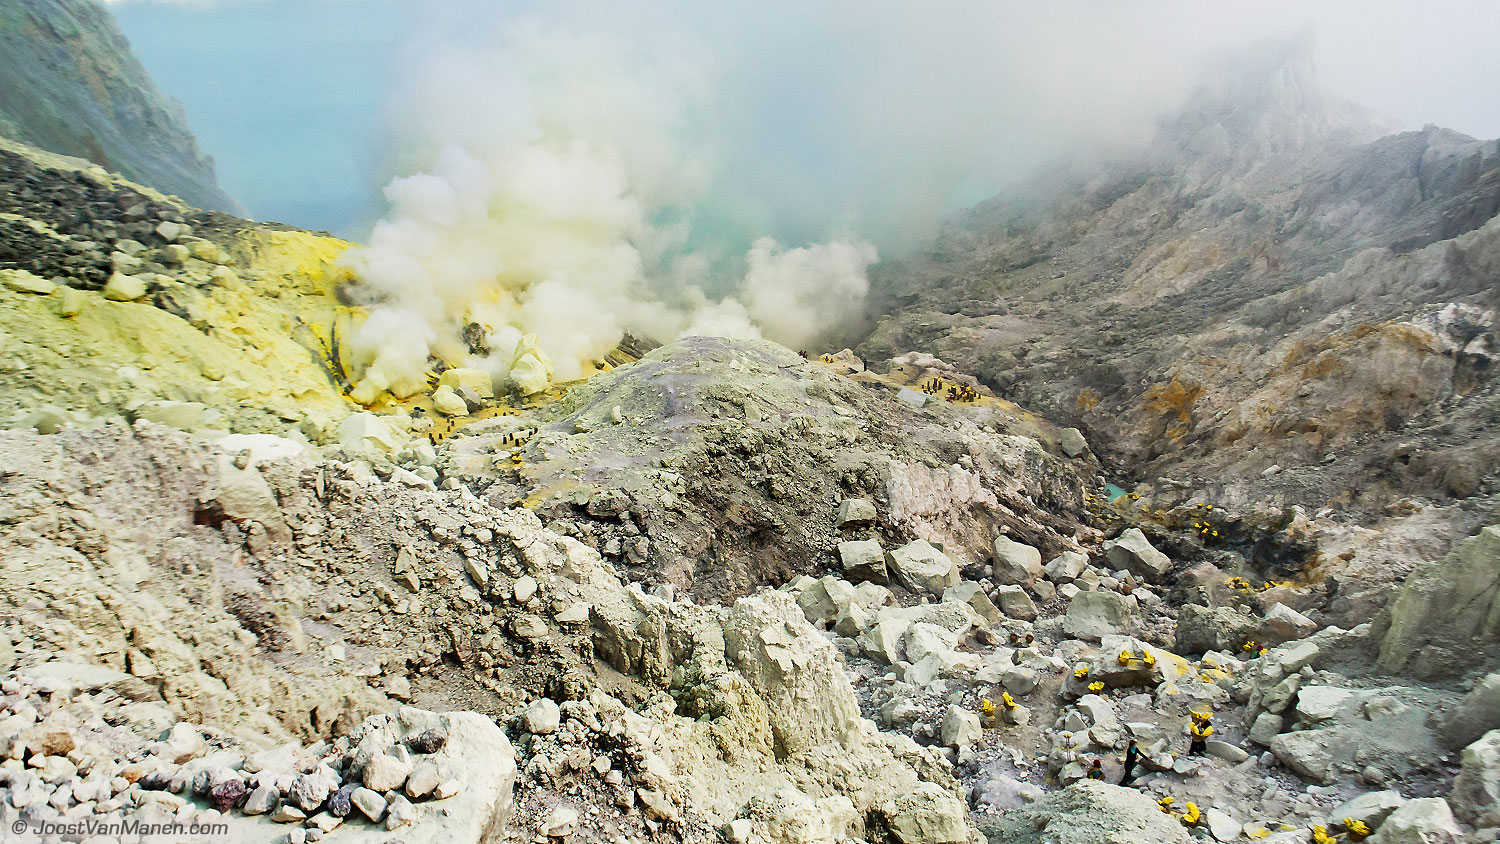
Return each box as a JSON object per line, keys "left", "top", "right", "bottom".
{"left": 113, "top": 0, "right": 402, "bottom": 238}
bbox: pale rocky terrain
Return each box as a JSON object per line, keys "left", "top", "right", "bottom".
{"left": 1, "top": 21, "right": 1498, "bottom": 844}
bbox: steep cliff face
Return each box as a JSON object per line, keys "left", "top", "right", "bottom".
{"left": 0, "top": 0, "right": 242, "bottom": 213}
{"left": 860, "top": 39, "right": 1500, "bottom": 515}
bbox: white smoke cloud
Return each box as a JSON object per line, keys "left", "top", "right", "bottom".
{"left": 340, "top": 16, "right": 879, "bottom": 400}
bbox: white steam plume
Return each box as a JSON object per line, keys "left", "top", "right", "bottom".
{"left": 341, "top": 21, "right": 875, "bottom": 401}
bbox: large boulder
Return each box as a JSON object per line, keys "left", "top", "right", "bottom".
{"left": 1331, "top": 791, "right": 1406, "bottom": 832}
{"left": 1101, "top": 528, "right": 1171, "bottom": 581}
{"left": 944, "top": 582, "right": 1003, "bottom": 626}
{"left": 1256, "top": 603, "right": 1318, "bottom": 646}
{"left": 1450, "top": 729, "right": 1500, "bottom": 828}
{"left": 839, "top": 539, "right": 889, "bottom": 585}
{"left": 991, "top": 536, "right": 1044, "bottom": 586}
{"left": 1442, "top": 672, "right": 1500, "bottom": 750}
{"left": 1175, "top": 604, "right": 1257, "bottom": 654}
{"left": 836, "top": 498, "right": 878, "bottom": 528}
{"left": 1270, "top": 729, "right": 1338, "bottom": 784}
{"left": 723, "top": 592, "right": 862, "bottom": 756}
{"left": 875, "top": 782, "right": 971, "bottom": 844}
{"left": 992, "top": 585, "right": 1038, "bottom": 622}
{"left": 978, "top": 781, "right": 1191, "bottom": 844}
{"left": 1367, "top": 798, "right": 1463, "bottom": 844}
{"left": 1377, "top": 525, "right": 1500, "bottom": 680}
{"left": 1044, "top": 551, "right": 1089, "bottom": 583}
{"left": 886, "top": 540, "right": 960, "bottom": 597}
{"left": 1061, "top": 591, "right": 1134, "bottom": 641}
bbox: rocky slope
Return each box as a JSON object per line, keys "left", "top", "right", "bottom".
{"left": 860, "top": 37, "right": 1500, "bottom": 519}
{"left": 0, "top": 35, "right": 1498, "bottom": 844}
{"left": 0, "top": 0, "right": 241, "bottom": 213}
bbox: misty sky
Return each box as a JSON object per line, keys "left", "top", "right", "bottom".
{"left": 109, "top": 0, "right": 1500, "bottom": 242}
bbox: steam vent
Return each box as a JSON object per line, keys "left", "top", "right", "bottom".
{"left": 1, "top": 4, "right": 1499, "bottom": 844}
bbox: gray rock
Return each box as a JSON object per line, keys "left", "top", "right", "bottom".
{"left": 1248, "top": 712, "right": 1284, "bottom": 746}
{"left": 1331, "top": 790, "right": 1406, "bottom": 832}
{"left": 326, "top": 784, "right": 355, "bottom": 817}
{"left": 978, "top": 780, "right": 1191, "bottom": 844}
{"left": 288, "top": 772, "right": 333, "bottom": 812}
{"left": 876, "top": 781, "right": 970, "bottom": 844}
{"left": 1270, "top": 729, "right": 1338, "bottom": 784}
{"left": 1044, "top": 551, "right": 1088, "bottom": 583}
{"left": 838, "top": 539, "right": 888, "bottom": 585}
{"left": 943, "top": 582, "right": 1002, "bottom": 626}
{"left": 835, "top": 498, "right": 877, "bottom": 527}
{"left": 1175, "top": 603, "right": 1257, "bottom": 654}
{"left": 940, "top": 704, "right": 981, "bottom": 750}
{"left": 1257, "top": 603, "right": 1318, "bottom": 645}
{"left": 885, "top": 540, "right": 959, "bottom": 596}
{"left": 1059, "top": 428, "right": 1089, "bottom": 458}
{"left": 1378, "top": 525, "right": 1500, "bottom": 680}
{"left": 1367, "top": 798, "right": 1462, "bottom": 844}
{"left": 993, "top": 585, "right": 1038, "bottom": 621}
{"left": 991, "top": 536, "right": 1044, "bottom": 586}
{"left": 1101, "top": 528, "right": 1171, "bottom": 581}
{"left": 1205, "top": 741, "right": 1249, "bottom": 763}
{"left": 1442, "top": 672, "right": 1500, "bottom": 750}
{"left": 1294, "top": 686, "right": 1354, "bottom": 724}
{"left": 1061, "top": 591, "right": 1133, "bottom": 641}
{"left": 241, "top": 783, "right": 278, "bottom": 815}
{"left": 1450, "top": 729, "right": 1500, "bottom": 828}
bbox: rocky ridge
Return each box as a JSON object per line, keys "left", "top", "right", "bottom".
{"left": 0, "top": 0, "right": 241, "bottom": 213}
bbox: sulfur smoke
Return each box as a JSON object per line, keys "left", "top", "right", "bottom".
{"left": 340, "top": 20, "right": 877, "bottom": 402}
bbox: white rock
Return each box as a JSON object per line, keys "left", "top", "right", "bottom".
{"left": 351, "top": 787, "right": 387, "bottom": 822}
{"left": 432, "top": 385, "right": 469, "bottom": 417}
{"left": 522, "top": 699, "right": 561, "bottom": 735}
{"left": 514, "top": 576, "right": 538, "bottom": 604}
{"left": 540, "top": 806, "right": 579, "bottom": 837}
{"left": 360, "top": 751, "right": 413, "bottom": 793}
{"left": 437, "top": 368, "right": 494, "bottom": 399}
{"left": 1204, "top": 807, "right": 1242, "bottom": 842}
{"left": 838, "top": 539, "right": 888, "bottom": 584}
{"left": 1, "top": 268, "right": 56, "bottom": 294}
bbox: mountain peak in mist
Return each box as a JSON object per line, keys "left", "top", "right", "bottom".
{"left": 1165, "top": 31, "right": 1402, "bottom": 165}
